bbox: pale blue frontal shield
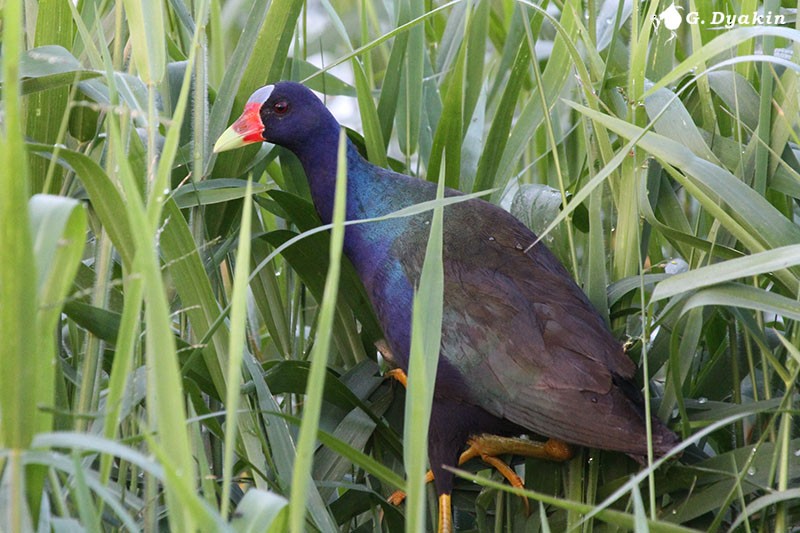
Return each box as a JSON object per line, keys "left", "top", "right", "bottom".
{"left": 247, "top": 85, "right": 274, "bottom": 105}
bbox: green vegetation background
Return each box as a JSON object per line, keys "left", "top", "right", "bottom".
{"left": 1, "top": 0, "right": 799, "bottom": 530}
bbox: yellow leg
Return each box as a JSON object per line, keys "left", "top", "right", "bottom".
{"left": 438, "top": 493, "right": 452, "bottom": 533}
{"left": 388, "top": 434, "right": 573, "bottom": 511}
{"left": 379, "top": 360, "right": 574, "bottom": 521}
{"left": 480, "top": 454, "right": 530, "bottom": 514}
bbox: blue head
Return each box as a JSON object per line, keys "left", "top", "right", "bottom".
{"left": 213, "top": 81, "right": 340, "bottom": 156}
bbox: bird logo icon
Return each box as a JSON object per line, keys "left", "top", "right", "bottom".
{"left": 653, "top": 3, "right": 683, "bottom": 41}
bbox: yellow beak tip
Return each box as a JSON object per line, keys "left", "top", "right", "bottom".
{"left": 213, "top": 126, "right": 248, "bottom": 154}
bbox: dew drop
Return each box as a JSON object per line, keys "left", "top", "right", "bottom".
{"left": 163, "top": 188, "right": 170, "bottom": 195}
{"left": 747, "top": 467, "right": 756, "bottom": 476}
{"left": 698, "top": 397, "right": 707, "bottom": 404}
{"left": 794, "top": 449, "right": 800, "bottom": 457}
{"left": 488, "top": 236, "right": 495, "bottom": 241}
{"left": 514, "top": 242, "right": 523, "bottom": 250}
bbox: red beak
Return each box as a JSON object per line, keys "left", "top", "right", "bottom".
{"left": 213, "top": 85, "right": 274, "bottom": 153}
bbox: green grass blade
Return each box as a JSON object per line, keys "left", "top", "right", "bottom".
{"left": 120, "top": 0, "right": 166, "bottom": 84}
{"left": 352, "top": 58, "right": 388, "bottom": 166}
{"left": 160, "top": 199, "right": 227, "bottom": 392}
{"left": 0, "top": 0, "right": 41, "bottom": 522}
{"left": 288, "top": 131, "right": 348, "bottom": 533}
{"left": 396, "top": 0, "right": 424, "bottom": 157}
{"left": 679, "top": 283, "right": 800, "bottom": 322}
{"left": 25, "top": 0, "right": 72, "bottom": 194}
{"left": 643, "top": 26, "right": 800, "bottom": 98}
{"left": 27, "top": 144, "right": 136, "bottom": 268}
{"left": 652, "top": 244, "right": 800, "bottom": 301}
{"left": 404, "top": 164, "right": 445, "bottom": 533}
{"left": 566, "top": 101, "right": 800, "bottom": 282}
{"left": 211, "top": 0, "right": 305, "bottom": 177}
{"left": 451, "top": 469, "right": 696, "bottom": 533}
{"left": 98, "top": 267, "right": 144, "bottom": 484}
{"left": 221, "top": 180, "right": 254, "bottom": 519}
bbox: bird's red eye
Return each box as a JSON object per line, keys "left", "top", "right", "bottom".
{"left": 273, "top": 101, "right": 289, "bottom": 114}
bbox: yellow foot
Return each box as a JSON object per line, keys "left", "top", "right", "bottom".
{"left": 376, "top": 340, "right": 408, "bottom": 387}
{"left": 387, "top": 469, "right": 433, "bottom": 505}
{"left": 387, "top": 434, "right": 571, "bottom": 515}
{"left": 458, "top": 434, "right": 573, "bottom": 514}
{"left": 461, "top": 434, "right": 574, "bottom": 463}
{"left": 384, "top": 368, "right": 408, "bottom": 388}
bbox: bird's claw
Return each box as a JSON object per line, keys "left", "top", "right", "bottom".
{"left": 387, "top": 489, "right": 406, "bottom": 506}
{"left": 384, "top": 368, "right": 408, "bottom": 388}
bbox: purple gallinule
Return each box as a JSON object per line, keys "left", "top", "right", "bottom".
{"left": 214, "top": 81, "right": 679, "bottom": 532}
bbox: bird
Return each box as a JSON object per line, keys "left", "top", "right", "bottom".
{"left": 214, "top": 81, "right": 679, "bottom": 532}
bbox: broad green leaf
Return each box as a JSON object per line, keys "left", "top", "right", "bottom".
{"left": 22, "top": 450, "right": 140, "bottom": 531}
{"left": 706, "top": 71, "right": 760, "bottom": 130}
{"left": 644, "top": 85, "right": 718, "bottom": 164}
{"left": 511, "top": 184, "right": 576, "bottom": 268}
{"left": 14, "top": 45, "right": 81, "bottom": 79}
{"left": 27, "top": 143, "right": 136, "bottom": 268}
{"left": 29, "top": 195, "right": 87, "bottom": 437}
{"left": 230, "top": 490, "right": 289, "bottom": 533}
